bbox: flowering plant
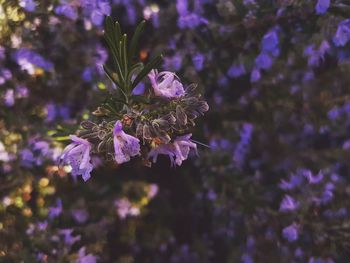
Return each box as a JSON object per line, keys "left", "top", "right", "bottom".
{"left": 60, "top": 16, "right": 209, "bottom": 181}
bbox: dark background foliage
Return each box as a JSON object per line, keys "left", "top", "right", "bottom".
{"left": 1, "top": 0, "right": 350, "bottom": 262}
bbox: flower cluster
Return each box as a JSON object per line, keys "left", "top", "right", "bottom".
{"left": 60, "top": 17, "right": 208, "bottom": 181}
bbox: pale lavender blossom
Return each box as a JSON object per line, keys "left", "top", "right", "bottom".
{"left": 227, "top": 64, "right": 246, "bottom": 78}
{"left": 148, "top": 134, "right": 197, "bottom": 166}
{"left": 113, "top": 121, "right": 140, "bottom": 164}
{"left": 4, "top": 89, "right": 14, "bottom": 107}
{"left": 59, "top": 229, "right": 81, "bottom": 246}
{"left": 261, "top": 30, "right": 279, "bottom": 52}
{"left": 19, "top": 0, "right": 36, "bottom": 12}
{"left": 148, "top": 69, "right": 185, "bottom": 98}
{"left": 60, "top": 135, "right": 93, "bottom": 181}
{"left": 114, "top": 198, "right": 140, "bottom": 219}
{"left": 279, "top": 195, "right": 299, "bottom": 212}
{"left": 55, "top": 4, "right": 78, "bottom": 21}
{"left": 333, "top": 19, "right": 350, "bottom": 47}
{"left": 147, "top": 184, "right": 159, "bottom": 199}
{"left": 282, "top": 223, "right": 299, "bottom": 242}
{"left": 49, "top": 199, "right": 62, "bottom": 219}
{"left": 76, "top": 247, "right": 97, "bottom": 263}
{"left": 315, "top": 0, "right": 330, "bottom": 14}
{"left": 72, "top": 209, "right": 89, "bottom": 224}
{"left": 192, "top": 53, "right": 205, "bottom": 71}
{"left": 303, "top": 170, "right": 324, "bottom": 184}
{"left": 279, "top": 174, "right": 302, "bottom": 190}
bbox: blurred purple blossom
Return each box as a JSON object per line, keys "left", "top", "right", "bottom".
{"left": 19, "top": 0, "right": 36, "bottom": 12}
{"left": 255, "top": 53, "right": 273, "bottom": 70}
{"left": 55, "top": 4, "right": 78, "bottom": 21}
{"left": 282, "top": 223, "right": 299, "bottom": 242}
{"left": 14, "top": 48, "right": 53, "bottom": 74}
{"left": 315, "top": 0, "right": 330, "bottom": 15}
{"left": 192, "top": 53, "right": 205, "bottom": 71}
{"left": 77, "top": 247, "right": 97, "bottom": 263}
{"left": 49, "top": 199, "right": 62, "bottom": 220}
{"left": 333, "top": 19, "right": 350, "bottom": 47}
{"left": 279, "top": 195, "right": 299, "bottom": 212}
{"left": 227, "top": 64, "right": 246, "bottom": 78}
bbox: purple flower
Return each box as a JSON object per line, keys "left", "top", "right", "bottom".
{"left": 19, "top": 0, "right": 36, "bottom": 12}
{"left": 60, "top": 135, "right": 93, "bottom": 181}
{"left": 4, "top": 89, "right": 14, "bottom": 107}
{"left": 113, "top": 121, "right": 140, "bottom": 164}
{"left": 132, "top": 82, "right": 145, "bottom": 95}
{"left": 59, "top": 229, "right": 81, "bottom": 246}
{"left": 233, "top": 123, "right": 253, "bottom": 167}
{"left": 250, "top": 68, "right": 261, "bottom": 82}
{"left": 163, "top": 54, "right": 183, "bottom": 71}
{"left": 176, "top": 0, "right": 188, "bottom": 17}
{"left": 261, "top": 31, "right": 279, "bottom": 52}
{"left": 227, "top": 64, "right": 246, "bottom": 78}
{"left": 178, "top": 13, "right": 208, "bottom": 29}
{"left": 255, "top": 53, "right": 273, "bottom": 70}
{"left": 148, "top": 134, "right": 197, "bottom": 166}
{"left": 333, "top": 19, "right": 350, "bottom": 47}
{"left": 48, "top": 199, "right": 62, "bottom": 219}
{"left": 303, "top": 170, "right": 324, "bottom": 184}
{"left": 192, "top": 53, "right": 205, "bottom": 71}
{"left": 14, "top": 48, "right": 53, "bottom": 73}
{"left": 279, "top": 174, "right": 302, "bottom": 190}
{"left": 282, "top": 223, "right": 299, "bottom": 242}
{"left": 72, "top": 209, "right": 89, "bottom": 224}
{"left": 114, "top": 198, "right": 140, "bottom": 219}
{"left": 315, "top": 0, "right": 330, "bottom": 14}
{"left": 55, "top": 4, "right": 78, "bottom": 21}
{"left": 77, "top": 247, "right": 97, "bottom": 263}
{"left": 279, "top": 195, "right": 299, "bottom": 212}
{"left": 148, "top": 70, "right": 185, "bottom": 98}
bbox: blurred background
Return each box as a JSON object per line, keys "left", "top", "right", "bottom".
{"left": 1, "top": 0, "right": 350, "bottom": 262}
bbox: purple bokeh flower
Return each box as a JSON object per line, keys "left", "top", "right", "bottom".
{"left": 280, "top": 195, "right": 299, "bottom": 212}
{"left": 315, "top": 0, "right": 330, "bottom": 15}
{"left": 113, "top": 121, "right": 140, "bottom": 164}
{"left": 282, "top": 223, "right": 299, "bottom": 242}
{"left": 14, "top": 48, "right": 53, "bottom": 74}
{"left": 77, "top": 247, "right": 97, "bottom": 263}
{"left": 192, "top": 53, "right": 205, "bottom": 71}
{"left": 255, "top": 53, "right": 273, "bottom": 70}
{"left": 227, "top": 64, "right": 246, "bottom": 78}
{"left": 55, "top": 4, "right": 78, "bottom": 21}
{"left": 19, "top": 0, "right": 36, "bottom": 12}
{"left": 333, "top": 19, "right": 350, "bottom": 47}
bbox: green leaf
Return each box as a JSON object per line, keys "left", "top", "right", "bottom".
{"left": 114, "top": 21, "right": 122, "bottom": 44}
{"left": 131, "top": 55, "right": 163, "bottom": 89}
{"left": 121, "top": 34, "right": 128, "bottom": 78}
{"left": 127, "top": 62, "right": 144, "bottom": 81}
{"left": 103, "top": 64, "right": 121, "bottom": 88}
{"left": 104, "top": 36, "right": 124, "bottom": 84}
{"left": 128, "top": 20, "right": 146, "bottom": 65}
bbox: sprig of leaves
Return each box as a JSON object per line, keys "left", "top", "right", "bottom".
{"left": 103, "top": 16, "right": 163, "bottom": 102}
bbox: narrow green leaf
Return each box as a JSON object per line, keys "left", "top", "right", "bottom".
{"left": 127, "top": 62, "right": 144, "bottom": 81}
{"left": 114, "top": 21, "right": 122, "bottom": 44}
{"left": 128, "top": 20, "right": 146, "bottom": 65}
{"left": 131, "top": 55, "right": 163, "bottom": 89}
{"left": 122, "top": 34, "right": 128, "bottom": 79}
{"left": 103, "top": 64, "right": 122, "bottom": 88}
{"left": 104, "top": 36, "right": 124, "bottom": 83}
